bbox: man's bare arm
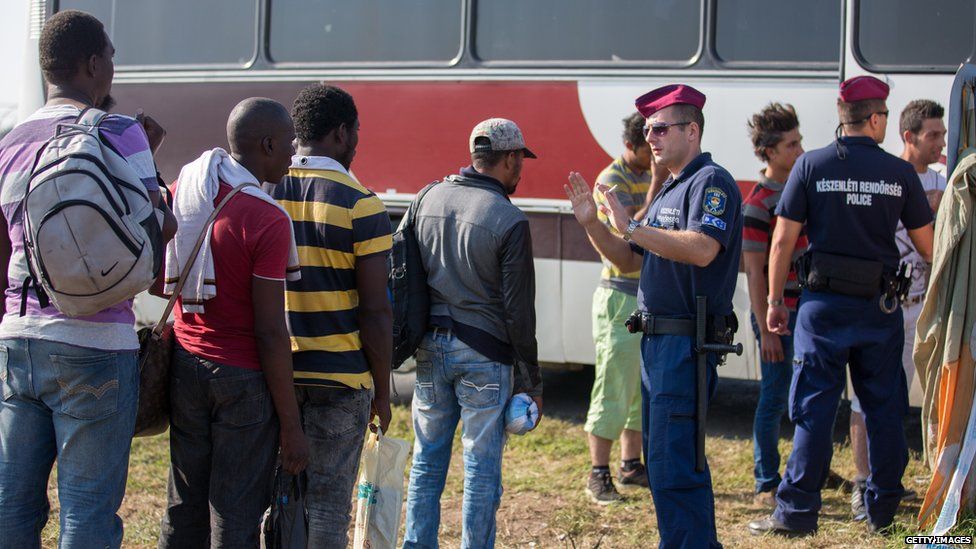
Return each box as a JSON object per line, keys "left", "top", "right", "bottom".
{"left": 582, "top": 222, "right": 644, "bottom": 273}
{"left": 148, "top": 189, "right": 177, "bottom": 298}
{"left": 743, "top": 250, "right": 771, "bottom": 329}
{"left": 766, "top": 217, "right": 803, "bottom": 334}
{"left": 565, "top": 172, "right": 642, "bottom": 273}
{"left": 355, "top": 253, "right": 393, "bottom": 433}
{"left": 908, "top": 223, "right": 934, "bottom": 263}
{"left": 252, "top": 276, "right": 309, "bottom": 474}
{"left": 628, "top": 226, "right": 721, "bottom": 268}
{"left": 595, "top": 177, "right": 721, "bottom": 267}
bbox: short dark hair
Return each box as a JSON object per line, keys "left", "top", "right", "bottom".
{"left": 672, "top": 104, "right": 705, "bottom": 139}
{"left": 471, "top": 137, "right": 509, "bottom": 170}
{"left": 837, "top": 98, "right": 886, "bottom": 129}
{"left": 748, "top": 103, "right": 799, "bottom": 161}
{"left": 291, "top": 84, "right": 358, "bottom": 144}
{"left": 899, "top": 99, "right": 944, "bottom": 137}
{"left": 622, "top": 112, "right": 646, "bottom": 147}
{"left": 39, "top": 10, "right": 108, "bottom": 86}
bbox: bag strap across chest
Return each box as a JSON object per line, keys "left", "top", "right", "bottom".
{"left": 152, "top": 183, "right": 259, "bottom": 336}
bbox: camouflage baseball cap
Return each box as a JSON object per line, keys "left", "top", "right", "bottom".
{"left": 469, "top": 118, "right": 537, "bottom": 159}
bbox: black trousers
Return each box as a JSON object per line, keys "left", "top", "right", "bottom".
{"left": 158, "top": 345, "right": 279, "bottom": 549}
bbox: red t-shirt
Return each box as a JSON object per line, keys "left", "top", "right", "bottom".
{"left": 742, "top": 179, "right": 808, "bottom": 311}
{"left": 173, "top": 181, "right": 292, "bottom": 370}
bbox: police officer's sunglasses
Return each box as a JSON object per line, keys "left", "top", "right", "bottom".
{"left": 643, "top": 121, "right": 692, "bottom": 137}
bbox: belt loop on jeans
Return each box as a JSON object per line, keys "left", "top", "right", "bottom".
{"left": 431, "top": 326, "right": 453, "bottom": 339}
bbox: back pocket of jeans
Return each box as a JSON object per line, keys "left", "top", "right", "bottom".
{"left": 52, "top": 352, "right": 120, "bottom": 420}
{"left": 211, "top": 372, "right": 271, "bottom": 428}
{"left": 415, "top": 361, "right": 435, "bottom": 403}
{"left": 308, "top": 389, "right": 370, "bottom": 439}
{"left": 456, "top": 365, "right": 501, "bottom": 409}
{"left": 0, "top": 346, "right": 10, "bottom": 401}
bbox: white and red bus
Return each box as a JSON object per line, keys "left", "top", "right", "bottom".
{"left": 22, "top": 0, "right": 973, "bottom": 404}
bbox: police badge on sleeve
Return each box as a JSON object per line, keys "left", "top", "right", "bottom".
{"left": 702, "top": 187, "right": 728, "bottom": 230}
{"left": 702, "top": 187, "right": 727, "bottom": 215}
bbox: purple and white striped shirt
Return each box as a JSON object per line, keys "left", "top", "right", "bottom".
{"left": 0, "top": 105, "right": 159, "bottom": 350}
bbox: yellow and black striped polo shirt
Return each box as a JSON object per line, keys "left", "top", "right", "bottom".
{"left": 272, "top": 158, "right": 392, "bottom": 389}
{"left": 594, "top": 157, "right": 651, "bottom": 295}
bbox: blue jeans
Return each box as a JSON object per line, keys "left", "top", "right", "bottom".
{"left": 296, "top": 386, "right": 371, "bottom": 549}
{"left": 750, "top": 313, "right": 796, "bottom": 494}
{"left": 403, "top": 331, "right": 513, "bottom": 549}
{"left": 0, "top": 337, "right": 138, "bottom": 549}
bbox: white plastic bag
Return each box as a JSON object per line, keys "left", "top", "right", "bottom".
{"left": 353, "top": 428, "right": 411, "bottom": 549}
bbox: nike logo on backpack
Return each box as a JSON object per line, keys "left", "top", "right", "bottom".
{"left": 101, "top": 262, "right": 119, "bottom": 277}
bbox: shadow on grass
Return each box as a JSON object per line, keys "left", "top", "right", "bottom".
{"left": 538, "top": 370, "right": 924, "bottom": 454}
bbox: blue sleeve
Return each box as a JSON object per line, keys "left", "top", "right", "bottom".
{"left": 687, "top": 171, "right": 738, "bottom": 250}
{"left": 775, "top": 155, "right": 809, "bottom": 222}
{"left": 900, "top": 167, "right": 934, "bottom": 230}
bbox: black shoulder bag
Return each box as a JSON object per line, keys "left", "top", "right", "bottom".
{"left": 389, "top": 182, "right": 438, "bottom": 369}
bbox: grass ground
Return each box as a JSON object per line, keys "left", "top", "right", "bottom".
{"left": 39, "top": 402, "right": 974, "bottom": 548}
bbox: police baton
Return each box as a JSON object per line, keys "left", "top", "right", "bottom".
{"left": 694, "top": 296, "right": 743, "bottom": 473}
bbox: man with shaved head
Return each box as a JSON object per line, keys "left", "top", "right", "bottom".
{"left": 159, "top": 97, "right": 309, "bottom": 547}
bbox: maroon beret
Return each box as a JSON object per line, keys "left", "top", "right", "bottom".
{"left": 839, "top": 76, "right": 889, "bottom": 103}
{"left": 635, "top": 84, "right": 706, "bottom": 117}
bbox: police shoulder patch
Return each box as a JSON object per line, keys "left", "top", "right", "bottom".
{"left": 702, "top": 213, "right": 727, "bottom": 231}
{"left": 702, "top": 186, "right": 728, "bottom": 216}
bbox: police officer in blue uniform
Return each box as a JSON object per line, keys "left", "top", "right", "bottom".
{"left": 566, "top": 84, "right": 742, "bottom": 549}
{"left": 748, "top": 76, "right": 935, "bottom": 536}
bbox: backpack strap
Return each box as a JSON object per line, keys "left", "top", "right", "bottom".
{"left": 402, "top": 181, "right": 439, "bottom": 231}
{"left": 150, "top": 182, "right": 259, "bottom": 336}
{"left": 75, "top": 107, "right": 109, "bottom": 128}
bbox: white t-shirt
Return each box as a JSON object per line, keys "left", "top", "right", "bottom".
{"left": 896, "top": 168, "right": 945, "bottom": 298}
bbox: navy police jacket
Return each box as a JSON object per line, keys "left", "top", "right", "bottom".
{"left": 776, "top": 136, "right": 932, "bottom": 269}
{"left": 633, "top": 152, "right": 743, "bottom": 317}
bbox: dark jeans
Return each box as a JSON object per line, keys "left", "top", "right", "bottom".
{"left": 296, "top": 386, "right": 371, "bottom": 549}
{"left": 159, "top": 345, "right": 279, "bottom": 549}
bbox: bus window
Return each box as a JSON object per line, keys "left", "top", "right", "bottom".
{"left": 59, "top": 0, "right": 258, "bottom": 67}
{"left": 714, "top": 0, "right": 840, "bottom": 66}
{"left": 268, "top": 0, "right": 463, "bottom": 64}
{"left": 472, "top": 0, "right": 701, "bottom": 64}
{"left": 856, "top": 0, "right": 975, "bottom": 71}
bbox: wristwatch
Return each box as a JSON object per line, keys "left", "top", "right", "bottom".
{"left": 767, "top": 297, "right": 785, "bottom": 307}
{"left": 622, "top": 218, "right": 641, "bottom": 241}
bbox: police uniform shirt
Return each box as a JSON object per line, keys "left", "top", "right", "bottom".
{"left": 776, "top": 136, "right": 932, "bottom": 269}
{"left": 633, "top": 152, "right": 743, "bottom": 317}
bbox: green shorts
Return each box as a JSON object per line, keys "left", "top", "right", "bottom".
{"left": 584, "top": 286, "right": 643, "bottom": 439}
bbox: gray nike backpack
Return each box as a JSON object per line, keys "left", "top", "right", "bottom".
{"left": 20, "top": 108, "right": 163, "bottom": 317}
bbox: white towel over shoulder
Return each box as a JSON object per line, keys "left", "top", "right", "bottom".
{"left": 165, "top": 148, "right": 300, "bottom": 313}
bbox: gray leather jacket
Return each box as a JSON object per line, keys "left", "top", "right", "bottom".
{"left": 414, "top": 167, "right": 542, "bottom": 396}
